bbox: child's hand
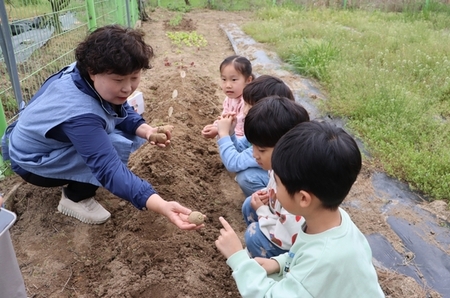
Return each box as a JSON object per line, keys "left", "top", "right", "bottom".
{"left": 202, "top": 124, "right": 218, "bottom": 138}
{"left": 215, "top": 217, "right": 243, "bottom": 259}
{"left": 216, "top": 114, "right": 235, "bottom": 138}
{"left": 255, "top": 189, "right": 270, "bottom": 205}
{"left": 250, "top": 191, "right": 267, "bottom": 210}
{"left": 226, "top": 112, "right": 237, "bottom": 135}
{"left": 255, "top": 257, "right": 280, "bottom": 275}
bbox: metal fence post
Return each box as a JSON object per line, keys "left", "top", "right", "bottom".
{"left": 0, "top": 1, "right": 24, "bottom": 111}
{"left": 0, "top": 0, "right": 24, "bottom": 165}
{"left": 130, "top": 0, "right": 137, "bottom": 26}
{"left": 116, "top": 0, "right": 126, "bottom": 25}
{"left": 125, "top": 0, "right": 131, "bottom": 27}
{"left": 86, "top": 0, "right": 98, "bottom": 31}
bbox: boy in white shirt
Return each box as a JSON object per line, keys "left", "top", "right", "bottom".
{"left": 237, "top": 96, "right": 309, "bottom": 258}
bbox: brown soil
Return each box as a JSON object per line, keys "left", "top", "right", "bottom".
{"left": 1, "top": 8, "right": 446, "bottom": 298}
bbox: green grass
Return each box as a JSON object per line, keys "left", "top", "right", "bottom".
{"left": 166, "top": 2, "right": 192, "bottom": 12}
{"left": 243, "top": 6, "right": 450, "bottom": 201}
{"left": 6, "top": 0, "right": 85, "bottom": 20}
{"left": 0, "top": 161, "right": 14, "bottom": 180}
{"left": 5, "top": 0, "right": 50, "bottom": 19}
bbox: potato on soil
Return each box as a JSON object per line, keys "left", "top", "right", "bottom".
{"left": 149, "top": 133, "right": 167, "bottom": 143}
{"left": 188, "top": 211, "right": 205, "bottom": 225}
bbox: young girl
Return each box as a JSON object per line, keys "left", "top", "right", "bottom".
{"left": 201, "top": 55, "right": 253, "bottom": 139}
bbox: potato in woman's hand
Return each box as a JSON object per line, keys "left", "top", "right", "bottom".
{"left": 188, "top": 211, "right": 205, "bottom": 225}
{"left": 157, "top": 125, "right": 174, "bottom": 134}
{"left": 148, "top": 133, "right": 167, "bottom": 143}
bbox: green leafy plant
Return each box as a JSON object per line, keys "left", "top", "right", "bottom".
{"left": 166, "top": 31, "right": 207, "bottom": 48}
{"left": 0, "top": 160, "right": 14, "bottom": 180}
{"left": 169, "top": 13, "right": 184, "bottom": 27}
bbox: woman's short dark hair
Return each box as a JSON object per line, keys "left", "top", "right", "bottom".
{"left": 75, "top": 25, "right": 154, "bottom": 78}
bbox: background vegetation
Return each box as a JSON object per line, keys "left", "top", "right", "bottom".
{"left": 242, "top": 4, "right": 450, "bottom": 202}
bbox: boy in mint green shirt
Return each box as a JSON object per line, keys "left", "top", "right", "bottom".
{"left": 215, "top": 120, "right": 385, "bottom": 297}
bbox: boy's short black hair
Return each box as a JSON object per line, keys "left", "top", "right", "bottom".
{"left": 243, "top": 75, "right": 295, "bottom": 105}
{"left": 244, "top": 95, "right": 309, "bottom": 148}
{"left": 272, "top": 120, "right": 362, "bottom": 210}
{"left": 75, "top": 25, "right": 154, "bottom": 78}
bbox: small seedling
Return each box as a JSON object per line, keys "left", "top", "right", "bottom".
{"left": 168, "top": 13, "right": 183, "bottom": 27}
{"left": 168, "top": 106, "right": 173, "bottom": 124}
{"left": 180, "top": 70, "right": 186, "bottom": 89}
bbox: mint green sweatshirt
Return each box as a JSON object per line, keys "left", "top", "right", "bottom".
{"left": 226, "top": 208, "right": 385, "bottom": 298}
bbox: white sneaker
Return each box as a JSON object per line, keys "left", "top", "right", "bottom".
{"left": 57, "top": 190, "right": 111, "bottom": 224}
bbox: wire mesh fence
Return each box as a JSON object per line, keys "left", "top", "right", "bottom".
{"left": 0, "top": 0, "right": 140, "bottom": 122}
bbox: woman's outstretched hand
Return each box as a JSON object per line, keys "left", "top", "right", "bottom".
{"left": 148, "top": 125, "right": 174, "bottom": 147}
{"left": 146, "top": 194, "right": 204, "bottom": 230}
{"left": 162, "top": 201, "right": 205, "bottom": 230}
